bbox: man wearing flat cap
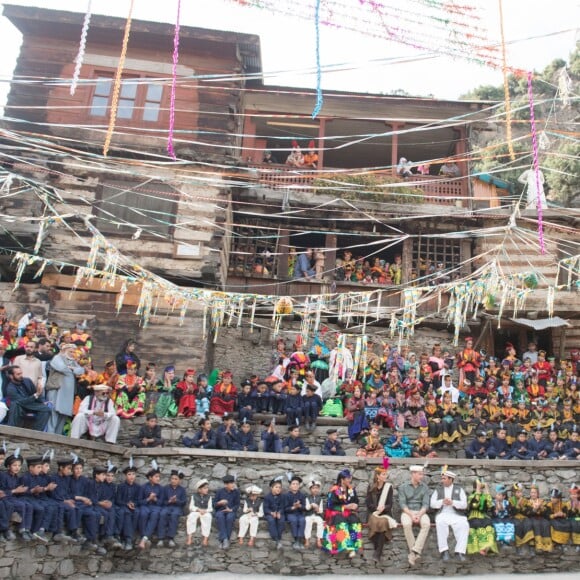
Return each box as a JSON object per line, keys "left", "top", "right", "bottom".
{"left": 399, "top": 465, "right": 431, "bottom": 566}
{"left": 70, "top": 384, "right": 120, "bottom": 444}
{"left": 430, "top": 467, "right": 468, "bottom": 562}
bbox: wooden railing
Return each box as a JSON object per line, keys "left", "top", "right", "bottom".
{"left": 246, "top": 164, "right": 465, "bottom": 206}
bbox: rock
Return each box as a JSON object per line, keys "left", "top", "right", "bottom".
{"left": 99, "top": 560, "right": 114, "bottom": 574}
{"left": 228, "top": 564, "right": 255, "bottom": 573}
{"left": 12, "top": 559, "right": 39, "bottom": 578}
{"left": 211, "top": 463, "right": 228, "bottom": 479}
{"left": 42, "top": 562, "right": 58, "bottom": 576}
{"left": 58, "top": 559, "right": 75, "bottom": 577}
{"left": 87, "top": 557, "right": 100, "bottom": 573}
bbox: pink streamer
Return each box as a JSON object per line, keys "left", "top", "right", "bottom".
{"left": 167, "top": 0, "right": 181, "bottom": 160}
{"left": 526, "top": 71, "right": 545, "bottom": 255}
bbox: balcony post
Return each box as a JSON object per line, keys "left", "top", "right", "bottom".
{"left": 325, "top": 231, "right": 337, "bottom": 279}
{"left": 242, "top": 113, "right": 258, "bottom": 162}
{"left": 455, "top": 126, "right": 468, "bottom": 201}
{"left": 277, "top": 228, "right": 290, "bottom": 278}
{"left": 388, "top": 122, "right": 403, "bottom": 176}
{"left": 317, "top": 118, "right": 326, "bottom": 169}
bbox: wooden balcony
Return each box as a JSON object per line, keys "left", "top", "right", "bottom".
{"left": 245, "top": 164, "right": 466, "bottom": 207}
{"left": 224, "top": 273, "right": 452, "bottom": 318}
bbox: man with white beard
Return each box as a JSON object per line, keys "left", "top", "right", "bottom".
{"left": 70, "top": 384, "right": 120, "bottom": 444}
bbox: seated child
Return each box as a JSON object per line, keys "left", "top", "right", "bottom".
{"left": 129, "top": 413, "right": 165, "bottom": 448}
{"left": 321, "top": 428, "right": 346, "bottom": 456}
{"left": 186, "top": 479, "right": 213, "bottom": 546}
{"left": 261, "top": 419, "right": 282, "bottom": 453}
{"left": 304, "top": 480, "right": 324, "bottom": 549}
{"left": 236, "top": 418, "right": 258, "bottom": 451}
{"left": 238, "top": 485, "right": 263, "bottom": 547}
{"left": 283, "top": 425, "right": 310, "bottom": 455}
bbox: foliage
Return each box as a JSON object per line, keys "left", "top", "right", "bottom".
{"left": 461, "top": 42, "right": 579, "bottom": 207}
{"left": 311, "top": 172, "right": 424, "bottom": 204}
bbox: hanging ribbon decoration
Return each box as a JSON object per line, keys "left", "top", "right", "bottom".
{"left": 498, "top": 0, "right": 515, "bottom": 161}
{"left": 70, "top": 0, "right": 92, "bottom": 96}
{"left": 103, "top": 0, "right": 135, "bottom": 157}
{"left": 311, "top": 0, "right": 323, "bottom": 119}
{"left": 526, "top": 71, "right": 546, "bottom": 255}
{"left": 167, "top": 0, "right": 182, "bottom": 160}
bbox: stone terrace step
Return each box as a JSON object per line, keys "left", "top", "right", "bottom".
{"left": 115, "top": 415, "right": 467, "bottom": 458}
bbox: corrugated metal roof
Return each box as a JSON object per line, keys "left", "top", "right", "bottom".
{"left": 510, "top": 317, "right": 571, "bottom": 330}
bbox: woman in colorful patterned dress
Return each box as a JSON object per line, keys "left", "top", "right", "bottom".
{"left": 322, "top": 469, "right": 362, "bottom": 559}
{"left": 466, "top": 479, "right": 498, "bottom": 555}
{"left": 491, "top": 484, "right": 515, "bottom": 547}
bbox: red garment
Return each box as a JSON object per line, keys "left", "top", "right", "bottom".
{"left": 533, "top": 361, "right": 552, "bottom": 383}
{"left": 177, "top": 394, "right": 197, "bottom": 417}
{"left": 209, "top": 382, "right": 237, "bottom": 416}
{"left": 456, "top": 348, "right": 481, "bottom": 372}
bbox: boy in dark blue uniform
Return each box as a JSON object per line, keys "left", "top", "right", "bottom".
{"left": 214, "top": 474, "right": 240, "bottom": 549}
{"left": 70, "top": 456, "right": 103, "bottom": 554}
{"left": 138, "top": 462, "right": 164, "bottom": 549}
{"left": 237, "top": 381, "right": 256, "bottom": 424}
{"left": 487, "top": 425, "right": 510, "bottom": 459}
{"left": 302, "top": 384, "right": 322, "bottom": 431}
{"left": 49, "top": 457, "right": 81, "bottom": 542}
{"left": 264, "top": 476, "right": 285, "bottom": 549}
{"left": 283, "top": 425, "right": 310, "bottom": 455}
{"left": 321, "top": 429, "right": 346, "bottom": 456}
{"left": 283, "top": 475, "right": 306, "bottom": 550}
{"left": 236, "top": 419, "right": 258, "bottom": 452}
{"left": 115, "top": 462, "right": 142, "bottom": 551}
{"left": 87, "top": 466, "right": 121, "bottom": 550}
{"left": 465, "top": 430, "right": 490, "bottom": 460}
{"left": 20, "top": 455, "right": 57, "bottom": 543}
{"left": 158, "top": 469, "right": 187, "bottom": 547}
{"left": 284, "top": 384, "right": 304, "bottom": 427}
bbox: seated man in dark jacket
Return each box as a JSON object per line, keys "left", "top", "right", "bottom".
{"left": 129, "top": 413, "right": 165, "bottom": 448}
{"left": 5, "top": 366, "right": 50, "bottom": 431}
{"left": 464, "top": 430, "right": 490, "bottom": 459}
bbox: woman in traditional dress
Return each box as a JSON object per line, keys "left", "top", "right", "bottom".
{"left": 321, "top": 469, "right": 362, "bottom": 559}
{"left": 209, "top": 370, "right": 237, "bottom": 416}
{"left": 176, "top": 369, "right": 197, "bottom": 417}
{"left": 155, "top": 365, "right": 179, "bottom": 418}
{"left": 526, "top": 483, "right": 553, "bottom": 553}
{"left": 466, "top": 479, "right": 498, "bottom": 555}
{"left": 491, "top": 484, "right": 515, "bottom": 547}
{"left": 546, "top": 488, "right": 572, "bottom": 551}
{"left": 437, "top": 391, "right": 462, "bottom": 444}
{"left": 569, "top": 484, "right": 580, "bottom": 551}
{"left": 115, "top": 364, "right": 146, "bottom": 419}
{"left": 509, "top": 482, "right": 534, "bottom": 555}
{"left": 355, "top": 424, "right": 385, "bottom": 458}
{"left": 365, "top": 459, "right": 397, "bottom": 561}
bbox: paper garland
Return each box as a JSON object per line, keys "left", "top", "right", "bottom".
{"left": 167, "top": 0, "right": 182, "bottom": 160}
{"left": 526, "top": 70, "right": 546, "bottom": 255}
{"left": 70, "top": 0, "right": 92, "bottom": 96}
{"left": 103, "top": 0, "right": 135, "bottom": 157}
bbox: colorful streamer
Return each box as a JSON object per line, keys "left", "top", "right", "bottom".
{"left": 167, "top": 0, "right": 182, "bottom": 160}
{"left": 311, "top": 0, "right": 323, "bottom": 119}
{"left": 103, "top": 0, "right": 135, "bottom": 157}
{"left": 498, "top": 0, "right": 515, "bottom": 161}
{"left": 70, "top": 0, "right": 92, "bottom": 96}
{"left": 526, "top": 71, "right": 546, "bottom": 255}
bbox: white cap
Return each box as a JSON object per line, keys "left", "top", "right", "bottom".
{"left": 246, "top": 485, "right": 262, "bottom": 495}
{"left": 195, "top": 478, "right": 209, "bottom": 490}
{"left": 409, "top": 465, "right": 424, "bottom": 473}
{"left": 442, "top": 469, "right": 457, "bottom": 479}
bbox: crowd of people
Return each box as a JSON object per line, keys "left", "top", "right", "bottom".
{"left": 1, "top": 308, "right": 579, "bottom": 464}
{"left": 0, "top": 448, "right": 577, "bottom": 562}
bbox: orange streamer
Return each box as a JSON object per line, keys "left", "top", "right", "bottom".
{"left": 103, "top": 0, "right": 135, "bottom": 157}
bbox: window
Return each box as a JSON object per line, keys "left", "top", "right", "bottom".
{"left": 89, "top": 74, "right": 164, "bottom": 123}
{"left": 228, "top": 220, "right": 279, "bottom": 278}
{"left": 412, "top": 238, "right": 462, "bottom": 285}
{"left": 94, "top": 181, "right": 178, "bottom": 238}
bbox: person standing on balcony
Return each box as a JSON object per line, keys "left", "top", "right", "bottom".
{"left": 397, "top": 157, "right": 413, "bottom": 178}
{"left": 286, "top": 141, "right": 304, "bottom": 167}
{"left": 440, "top": 162, "right": 461, "bottom": 177}
{"left": 303, "top": 141, "right": 318, "bottom": 168}
{"left": 293, "top": 248, "right": 315, "bottom": 280}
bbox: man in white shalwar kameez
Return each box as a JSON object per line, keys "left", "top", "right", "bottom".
{"left": 70, "top": 384, "right": 120, "bottom": 443}
{"left": 430, "top": 468, "right": 469, "bottom": 562}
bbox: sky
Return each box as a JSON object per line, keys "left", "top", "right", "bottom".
{"left": 0, "top": 0, "right": 578, "bottom": 108}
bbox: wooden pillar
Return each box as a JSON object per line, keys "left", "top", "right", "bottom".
{"left": 317, "top": 118, "right": 326, "bottom": 169}
{"left": 325, "top": 231, "right": 337, "bottom": 275}
{"left": 459, "top": 239, "right": 472, "bottom": 278}
{"left": 388, "top": 122, "right": 403, "bottom": 176}
{"left": 402, "top": 237, "right": 413, "bottom": 284}
{"left": 277, "top": 228, "right": 290, "bottom": 279}
{"left": 455, "top": 127, "right": 468, "bottom": 200}
{"left": 241, "top": 112, "right": 257, "bottom": 162}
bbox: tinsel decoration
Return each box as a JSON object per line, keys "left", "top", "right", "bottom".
{"left": 523, "top": 273, "right": 538, "bottom": 289}
{"left": 498, "top": 0, "right": 515, "bottom": 161}
{"left": 526, "top": 70, "right": 546, "bottom": 254}
{"left": 557, "top": 67, "right": 572, "bottom": 107}
{"left": 103, "top": 0, "right": 135, "bottom": 157}
{"left": 311, "top": 0, "right": 323, "bottom": 119}
{"left": 167, "top": 0, "right": 182, "bottom": 160}
{"left": 70, "top": 0, "right": 92, "bottom": 96}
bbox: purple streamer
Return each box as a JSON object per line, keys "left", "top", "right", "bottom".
{"left": 526, "top": 71, "right": 545, "bottom": 255}
{"left": 167, "top": 0, "right": 181, "bottom": 160}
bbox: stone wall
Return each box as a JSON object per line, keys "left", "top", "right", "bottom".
{"left": 0, "top": 425, "right": 578, "bottom": 579}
